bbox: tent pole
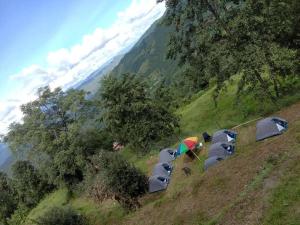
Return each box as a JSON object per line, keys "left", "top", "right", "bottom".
{"left": 231, "top": 117, "right": 263, "bottom": 130}
{"left": 190, "top": 150, "right": 202, "bottom": 162}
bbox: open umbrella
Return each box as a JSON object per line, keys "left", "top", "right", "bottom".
{"left": 176, "top": 137, "right": 199, "bottom": 157}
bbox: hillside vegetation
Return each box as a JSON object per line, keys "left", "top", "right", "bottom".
{"left": 1, "top": 1, "right": 299, "bottom": 225}
{"left": 20, "top": 81, "right": 300, "bottom": 225}
{"left": 110, "top": 20, "right": 180, "bottom": 83}
{"left": 118, "top": 103, "right": 300, "bottom": 225}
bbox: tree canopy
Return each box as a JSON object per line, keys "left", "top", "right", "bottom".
{"left": 6, "top": 87, "right": 112, "bottom": 187}
{"left": 0, "top": 172, "right": 17, "bottom": 225}
{"left": 100, "top": 73, "right": 179, "bottom": 153}
{"left": 160, "top": 0, "right": 300, "bottom": 101}
{"left": 11, "top": 161, "right": 50, "bottom": 208}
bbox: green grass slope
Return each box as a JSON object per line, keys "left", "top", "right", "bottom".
{"left": 118, "top": 101, "right": 300, "bottom": 225}
{"left": 23, "top": 82, "right": 300, "bottom": 225}
{"left": 24, "top": 189, "right": 70, "bottom": 225}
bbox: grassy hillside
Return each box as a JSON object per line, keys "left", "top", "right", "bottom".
{"left": 25, "top": 189, "right": 70, "bottom": 224}
{"left": 110, "top": 20, "right": 180, "bottom": 83}
{"left": 112, "top": 97, "right": 300, "bottom": 225}
{"left": 23, "top": 81, "right": 300, "bottom": 224}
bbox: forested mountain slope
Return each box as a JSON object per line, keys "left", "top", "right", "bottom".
{"left": 110, "top": 19, "right": 180, "bottom": 83}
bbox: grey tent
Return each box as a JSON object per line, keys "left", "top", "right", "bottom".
{"left": 149, "top": 175, "right": 169, "bottom": 193}
{"left": 152, "top": 162, "right": 173, "bottom": 177}
{"left": 256, "top": 117, "right": 288, "bottom": 141}
{"left": 208, "top": 142, "right": 235, "bottom": 158}
{"left": 204, "top": 156, "right": 224, "bottom": 170}
{"left": 159, "top": 148, "right": 176, "bottom": 163}
{"left": 212, "top": 129, "right": 237, "bottom": 144}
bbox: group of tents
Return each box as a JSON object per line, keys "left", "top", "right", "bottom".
{"left": 204, "top": 129, "right": 237, "bottom": 170}
{"left": 149, "top": 148, "right": 175, "bottom": 193}
{"left": 148, "top": 116, "right": 288, "bottom": 193}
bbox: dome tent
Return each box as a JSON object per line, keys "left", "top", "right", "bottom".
{"left": 212, "top": 129, "right": 237, "bottom": 144}
{"left": 152, "top": 162, "right": 173, "bottom": 177}
{"left": 204, "top": 156, "right": 224, "bottom": 170}
{"left": 148, "top": 175, "right": 169, "bottom": 193}
{"left": 208, "top": 142, "right": 235, "bottom": 158}
{"left": 256, "top": 117, "right": 288, "bottom": 141}
{"left": 159, "top": 148, "right": 176, "bottom": 163}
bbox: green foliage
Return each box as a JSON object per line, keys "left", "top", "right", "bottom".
{"left": 111, "top": 20, "right": 179, "bottom": 84}
{"left": 177, "top": 76, "right": 300, "bottom": 137}
{"left": 0, "top": 172, "right": 17, "bottom": 225}
{"left": 4, "top": 1, "right": 300, "bottom": 224}
{"left": 35, "top": 206, "right": 88, "bottom": 225}
{"left": 25, "top": 188, "right": 70, "bottom": 224}
{"left": 71, "top": 197, "right": 125, "bottom": 225}
{"left": 161, "top": 0, "right": 300, "bottom": 102}
{"left": 6, "top": 87, "right": 111, "bottom": 187}
{"left": 7, "top": 206, "right": 30, "bottom": 225}
{"left": 89, "top": 152, "right": 148, "bottom": 210}
{"left": 11, "top": 161, "right": 51, "bottom": 208}
{"left": 100, "top": 73, "right": 179, "bottom": 153}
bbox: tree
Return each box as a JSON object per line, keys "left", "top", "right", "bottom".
{"left": 6, "top": 87, "right": 111, "bottom": 187}
{"left": 228, "top": 0, "right": 299, "bottom": 101}
{"left": 11, "top": 161, "right": 51, "bottom": 208}
{"left": 0, "top": 172, "right": 17, "bottom": 225}
{"left": 88, "top": 152, "right": 148, "bottom": 210}
{"left": 100, "top": 73, "right": 179, "bottom": 153}
{"left": 159, "top": 0, "right": 300, "bottom": 102}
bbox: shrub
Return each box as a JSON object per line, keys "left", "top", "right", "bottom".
{"left": 7, "top": 206, "right": 30, "bottom": 225}
{"left": 89, "top": 152, "right": 148, "bottom": 210}
{"left": 36, "top": 206, "right": 88, "bottom": 225}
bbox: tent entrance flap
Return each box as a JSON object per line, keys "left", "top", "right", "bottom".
{"left": 276, "top": 123, "right": 285, "bottom": 132}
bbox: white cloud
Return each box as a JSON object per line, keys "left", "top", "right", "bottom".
{"left": 0, "top": 0, "right": 166, "bottom": 134}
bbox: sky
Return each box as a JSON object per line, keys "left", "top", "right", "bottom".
{"left": 0, "top": 0, "right": 166, "bottom": 134}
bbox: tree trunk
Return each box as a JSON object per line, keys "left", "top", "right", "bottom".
{"left": 254, "top": 70, "right": 278, "bottom": 105}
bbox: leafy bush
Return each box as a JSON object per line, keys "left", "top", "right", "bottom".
{"left": 89, "top": 152, "right": 148, "bottom": 210}
{"left": 0, "top": 172, "right": 17, "bottom": 225}
{"left": 85, "top": 174, "right": 114, "bottom": 204}
{"left": 7, "top": 206, "right": 30, "bottom": 225}
{"left": 11, "top": 161, "right": 52, "bottom": 208}
{"left": 36, "top": 206, "right": 88, "bottom": 225}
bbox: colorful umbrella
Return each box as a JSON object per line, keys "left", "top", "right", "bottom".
{"left": 176, "top": 137, "right": 199, "bottom": 157}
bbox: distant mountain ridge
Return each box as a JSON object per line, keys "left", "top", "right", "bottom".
{"left": 77, "top": 53, "right": 125, "bottom": 96}
{"left": 76, "top": 17, "right": 180, "bottom": 94}
{"left": 110, "top": 19, "right": 180, "bottom": 83}
{"left": 0, "top": 143, "right": 13, "bottom": 173}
